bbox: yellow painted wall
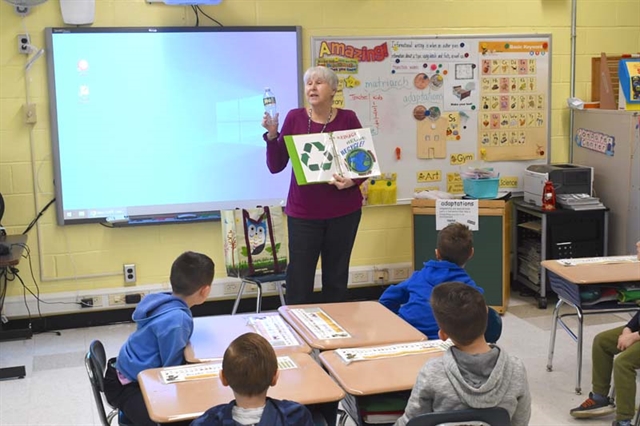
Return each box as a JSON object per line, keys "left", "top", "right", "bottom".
{"left": 0, "top": 0, "right": 638, "bottom": 298}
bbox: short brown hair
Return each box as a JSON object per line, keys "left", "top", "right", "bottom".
{"left": 170, "top": 251, "right": 215, "bottom": 296}
{"left": 431, "top": 282, "right": 487, "bottom": 346}
{"left": 437, "top": 223, "right": 473, "bottom": 266}
{"left": 222, "top": 333, "right": 277, "bottom": 396}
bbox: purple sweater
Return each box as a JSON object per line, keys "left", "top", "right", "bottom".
{"left": 264, "top": 107, "right": 364, "bottom": 219}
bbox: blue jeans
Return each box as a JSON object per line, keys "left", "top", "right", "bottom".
{"left": 486, "top": 307, "right": 503, "bottom": 343}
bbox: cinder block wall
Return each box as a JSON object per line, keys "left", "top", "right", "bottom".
{"left": 0, "top": 0, "right": 637, "bottom": 300}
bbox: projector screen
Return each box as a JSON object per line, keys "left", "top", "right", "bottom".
{"left": 45, "top": 26, "right": 302, "bottom": 225}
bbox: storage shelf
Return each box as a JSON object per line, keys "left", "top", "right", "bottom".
{"left": 517, "top": 221, "right": 542, "bottom": 233}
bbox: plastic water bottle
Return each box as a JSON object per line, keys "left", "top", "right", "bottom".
{"left": 263, "top": 87, "right": 277, "bottom": 125}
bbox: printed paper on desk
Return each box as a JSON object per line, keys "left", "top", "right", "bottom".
{"left": 284, "top": 128, "right": 380, "bottom": 185}
{"left": 160, "top": 356, "right": 297, "bottom": 384}
{"left": 247, "top": 315, "right": 300, "bottom": 347}
{"left": 335, "top": 340, "right": 454, "bottom": 365}
{"left": 557, "top": 255, "right": 639, "bottom": 266}
{"left": 290, "top": 307, "right": 351, "bottom": 339}
{"left": 160, "top": 361, "right": 223, "bottom": 384}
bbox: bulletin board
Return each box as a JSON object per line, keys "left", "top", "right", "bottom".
{"left": 311, "top": 34, "right": 551, "bottom": 202}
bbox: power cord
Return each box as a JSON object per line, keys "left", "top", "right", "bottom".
{"left": 23, "top": 197, "right": 55, "bottom": 235}
{"left": 191, "top": 5, "right": 199, "bottom": 27}
{"left": 196, "top": 6, "right": 223, "bottom": 26}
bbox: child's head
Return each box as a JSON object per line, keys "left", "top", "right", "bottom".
{"left": 431, "top": 281, "right": 487, "bottom": 346}
{"left": 436, "top": 223, "right": 473, "bottom": 266}
{"left": 170, "top": 251, "right": 215, "bottom": 300}
{"left": 221, "top": 333, "right": 278, "bottom": 397}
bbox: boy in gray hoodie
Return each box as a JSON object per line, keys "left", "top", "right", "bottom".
{"left": 394, "top": 282, "right": 531, "bottom": 426}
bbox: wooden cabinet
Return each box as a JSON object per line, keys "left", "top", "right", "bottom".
{"left": 411, "top": 199, "right": 511, "bottom": 313}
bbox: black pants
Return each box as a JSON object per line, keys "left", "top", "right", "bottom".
{"left": 286, "top": 209, "right": 362, "bottom": 305}
{"left": 104, "top": 360, "right": 157, "bottom": 426}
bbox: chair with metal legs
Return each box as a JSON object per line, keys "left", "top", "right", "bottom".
{"left": 231, "top": 273, "right": 286, "bottom": 315}
{"left": 546, "top": 272, "right": 640, "bottom": 394}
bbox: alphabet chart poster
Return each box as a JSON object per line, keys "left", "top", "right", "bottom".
{"left": 312, "top": 35, "right": 551, "bottom": 201}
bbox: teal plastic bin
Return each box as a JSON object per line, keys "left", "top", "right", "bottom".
{"left": 463, "top": 177, "right": 499, "bottom": 199}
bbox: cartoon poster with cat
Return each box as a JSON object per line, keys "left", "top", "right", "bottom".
{"left": 222, "top": 206, "right": 287, "bottom": 277}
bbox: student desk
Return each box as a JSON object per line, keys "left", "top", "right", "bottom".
{"left": 184, "top": 312, "right": 311, "bottom": 362}
{"left": 278, "top": 301, "right": 427, "bottom": 351}
{"left": 138, "top": 352, "right": 345, "bottom": 424}
{"left": 319, "top": 347, "right": 443, "bottom": 426}
{"left": 542, "top": 257, "right": 640, "bottom": 394}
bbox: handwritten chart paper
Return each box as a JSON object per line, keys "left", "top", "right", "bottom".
{"left": 160, "top": 356, "right": 298, "bottom": 384}
{"left": 557, "top": 255, "right": 638, "bottom": 266}
{"left": 247, "top": 316, "right": 300, "bottom": 347}
{"left": 335, "top": 340, "right": 453, "bottom": 365}
{"left": 290, "top": 307, "right": 351, "bottom": 339}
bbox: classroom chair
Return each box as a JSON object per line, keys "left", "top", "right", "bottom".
{"left": 607, "top": 380, "right": 640, "bottom": 426}
{"left": 405, "top": 407, "right": 511, "bottom": 426}
{"left": 85, "top": 340, "right": 131, "bottom": 426}
{"left": 231, "top": 273, "right": 286, "bottom": 315}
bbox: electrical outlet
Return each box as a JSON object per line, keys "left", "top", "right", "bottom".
{"left": 23, "top": 103, "right": 37, "bottom": 124}
{"left": 245, "top": 284, "right": 258, "bottom": 294}
{"left": 263, "top": 282, "right": 277, "bottom": 293}
{"left": 350, "top": 271, "right": 369, "bottom": 284}
{"left": 374, "top": 269, "right": 389, "bottom": 283}
{"left": 109, "top": 294, "right": 126, "bottom": 306}
{"left": 78, "top": 296, "right": 101, "bottom": 308}
{"left": 123, "top": 264, "right": 136, "bottom": 284}
{"left": 17, "top": 33, "right": 30, "bottom": 54}
{"left": 390, "top": 267, "right": 411, "bottom": 281}
{"left": 223, "top": 282, "right": 240, "bottom": 295}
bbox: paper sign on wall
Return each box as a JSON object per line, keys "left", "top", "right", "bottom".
{"left": 435, "top": 199, "right": 479, "bottom": 230}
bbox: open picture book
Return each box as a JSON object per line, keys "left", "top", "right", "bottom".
{"left": 284, "top": 128, "right": 380, "bottom": 185}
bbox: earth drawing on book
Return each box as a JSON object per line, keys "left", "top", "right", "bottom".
{"left": 344, "top": 149, "right": 375, "bottom": 175}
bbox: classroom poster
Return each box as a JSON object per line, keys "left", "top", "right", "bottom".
{"left": 311, "top": 35, "right": 551, "bottom": 201}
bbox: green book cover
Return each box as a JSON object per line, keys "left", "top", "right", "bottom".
{"left": 284, "top": 128, "right": 380, "bottom": 186}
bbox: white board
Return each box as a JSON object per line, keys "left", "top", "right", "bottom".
{"left": 311, "top": 34, "right": 551, "bottom": 202}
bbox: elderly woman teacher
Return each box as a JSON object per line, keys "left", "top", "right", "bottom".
{"left": 261, "top": 66, "right": 364, "bottom": 305}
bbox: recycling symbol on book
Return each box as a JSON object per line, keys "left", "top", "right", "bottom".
{"left": 301, "top": 142, "right": 333, "bottom": 171}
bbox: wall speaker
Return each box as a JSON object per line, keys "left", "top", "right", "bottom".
{"left": 60, "top": 0, "right": 95, "bottom": 25}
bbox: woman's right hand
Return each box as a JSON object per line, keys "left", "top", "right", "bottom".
{"left": 262, "top": 112, "right": 280, "bottom": 139}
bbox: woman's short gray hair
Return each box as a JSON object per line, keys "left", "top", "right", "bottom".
{"left": 303, "top": 66, "right": 339, "bottom": 91}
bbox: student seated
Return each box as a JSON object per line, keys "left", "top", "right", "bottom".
{"left": 569, "top": 241, "right": 640, "bottom": 426}
{"left": 394, "top": 282, "right": 531, "bottom": 426}
{"left": 104, "top": 251, "right": 215, "bottom": 426}
{"left": 379, "top": 222, "right": 502, "bottom": 342}
{"left": 190, "top": 333, "right": 314, "bottom": 426}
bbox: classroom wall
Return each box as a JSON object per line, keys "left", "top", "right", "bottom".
{"left": 0, "top": 0, "right": 638, "bottom": 302}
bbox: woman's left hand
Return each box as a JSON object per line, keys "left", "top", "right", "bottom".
{"left": 329, "top": 174, "right": 355, "bottom": 190}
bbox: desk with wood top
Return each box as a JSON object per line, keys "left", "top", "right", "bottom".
{"left": 138, "top": 352, "right": 345, "bottom": 424}
{"left": 542, "top": 257, "right": 640, "bottom": 394}
{"left": 185, "top": 312, "right": 311, "bottom": 362}
{"left": 319, "top": 346, "right": 443, "bottom": 426}
{"left": 541, "top": 258, "right": 639, "bottom": 284}
{"left": 278, "top": 301, "right": 427, "bottom": 351}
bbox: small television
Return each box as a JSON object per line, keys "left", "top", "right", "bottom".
{"left": 45, "top": 26, "right": 302, "bottom": 225}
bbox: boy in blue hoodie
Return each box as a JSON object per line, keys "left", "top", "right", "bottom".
{"left": 104, "top": 251, "right": 215, "bottom": 426}
{"left": 190, "top": 332, "right": 314, "bottom": 426}
{"left": 379, "top": 223, "right": 501, "bottom": 342}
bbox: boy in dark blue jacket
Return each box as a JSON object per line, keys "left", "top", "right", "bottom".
{"left": 104, "top": 251, "right": 215, "bottom": 426}
{"left": 191, "top": 333, "right": 314, "bottom": 426}
{"left": 379, "top": 223, "right": 501, "bottom": 342}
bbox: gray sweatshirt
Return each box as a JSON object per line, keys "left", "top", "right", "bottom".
{"left": 394, "top": 345, "right": 531, "bottom": 426}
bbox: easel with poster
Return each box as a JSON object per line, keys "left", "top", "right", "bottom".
{"left": 311, "top": 34, "right": 551, "bottom": 202}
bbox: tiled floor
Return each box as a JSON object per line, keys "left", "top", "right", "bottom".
{"left": 0, "top": 292, "right": 637, "bottom": 425}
